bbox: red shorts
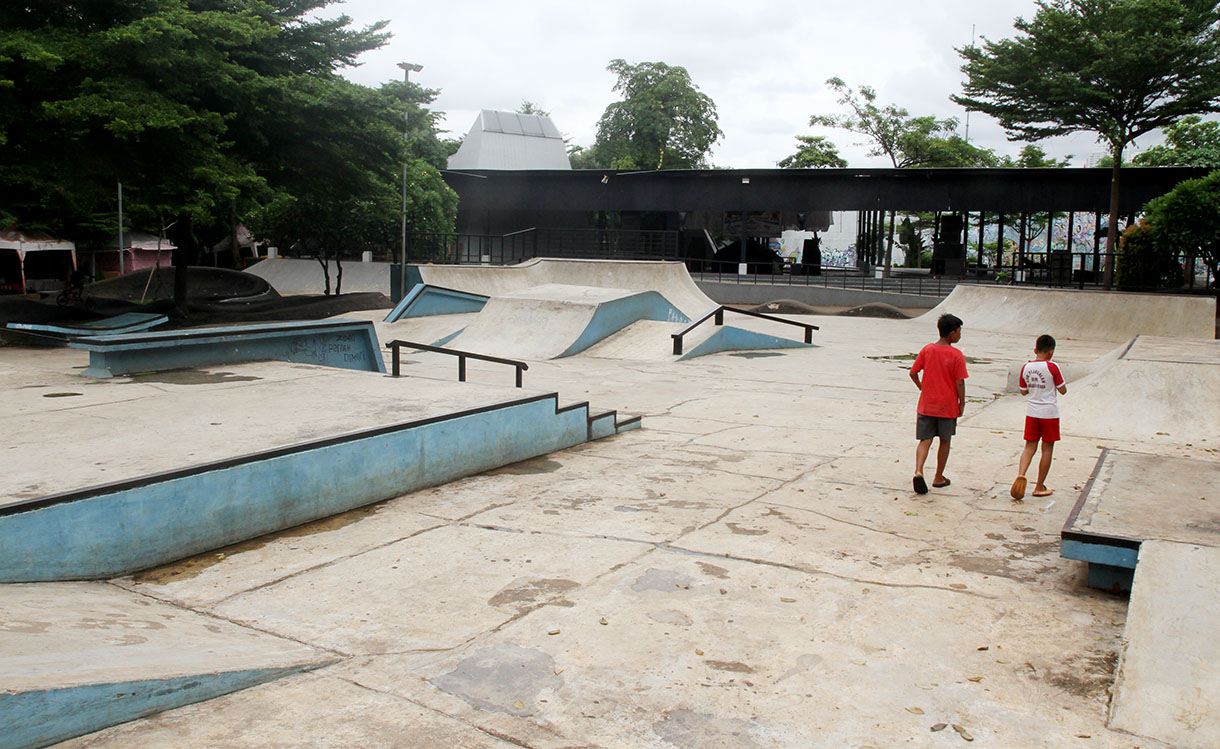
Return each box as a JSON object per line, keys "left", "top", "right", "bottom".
{"left": 1024, "top": 416, "right": 1060, "bottom": 443}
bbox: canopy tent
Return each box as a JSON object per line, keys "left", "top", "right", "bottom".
{"left": 0, "top": 227, "right": 77, "bottom": 293}
{"left": 93, "top": 231, "right": 176, "bottom": 276}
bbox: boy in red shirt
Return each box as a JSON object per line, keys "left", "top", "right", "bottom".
{"left": 909, "top": 314, "right": 968, "bottom": 494}
{"left": 1011, "top": 334, "right": 1067, "bottom": 500}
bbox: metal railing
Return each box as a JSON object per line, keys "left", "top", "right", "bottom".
{"left": 386, "top": 340, "right": 528, "bottom": 388}
{"left": 672, "top": 306, "right": 820, "bottom": 356}
{"left": 402, "top": 228, "right": 680, "bottom": 266}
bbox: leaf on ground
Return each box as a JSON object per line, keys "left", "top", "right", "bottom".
{"left": 906, "top": 706, "right": 924, "bottom": 714}
{"left": 931, "top": 723, "right": 948, "bottom": 732}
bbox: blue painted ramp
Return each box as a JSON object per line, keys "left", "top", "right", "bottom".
{"left": 384, "top": 284, "right": 488, "bottom": 322}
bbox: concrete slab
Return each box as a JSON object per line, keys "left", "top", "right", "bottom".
{"left": 245, "top": 257, "right": 392, "bottom": 296}
{"left": 0, "top": 582, "right": 331, "bottom": 748}
{"left": 1109, "top": 540, "right": 1220, "bottom": 748}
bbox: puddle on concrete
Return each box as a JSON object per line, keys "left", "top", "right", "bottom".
{"left": 430, "top": 643, "right": 562, "bottom": 717}
{"left": 490, "top": 457, "right": 562, "bottom": 475}
{"left": 707, "top": 660, "right": 754, "bottom": 673}
{"left": 128, "top": 370, "right": 263, "bottom": 385}
{"left": 131, "top": 503, "right": 382, "bottom": 584}
{"left": 728, "top": 352, "right": 785, "bottom": 359}
{"left": 1046, "top": 650, "right": 1119, "bottom": 697}
{"left": 42, "top": 392, "right": 82, "bottom": 398}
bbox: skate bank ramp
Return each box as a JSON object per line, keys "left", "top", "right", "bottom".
{"left": 412, "top": 258, "right": 715, "bottom": 319}
{"left": 922, "top": 285, "right": 1215, "bottom": 342}
{"left": 445, "top": 284, "right": 688, "bottom": 360}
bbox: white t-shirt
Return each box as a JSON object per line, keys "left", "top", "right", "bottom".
{"left": 1020, "top": 359, "right": 1065, "bottom": 419}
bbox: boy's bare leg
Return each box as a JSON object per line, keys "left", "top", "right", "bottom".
{"left": 1033, "top": 441, "right": 1055, "bottom": 496}
{"left": 933, "top": 437, "right": 951, "bottom": 484}
{"left": 914, "top": 438, "right": 933, "bottom": 476}
{"left": 1017, "top": 441, "right": 1038, "bottom": 477}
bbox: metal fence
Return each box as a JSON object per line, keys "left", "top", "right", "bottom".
{"left": 403, "top": 228, "right": 680, "bottom": 266}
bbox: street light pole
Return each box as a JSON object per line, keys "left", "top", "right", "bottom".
{"left": 398, "top": 62, "right": 423, "bottom": 302}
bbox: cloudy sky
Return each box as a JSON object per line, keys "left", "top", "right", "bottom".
{"left": 333, "top": 0, "right": 1146, "bottom": 168}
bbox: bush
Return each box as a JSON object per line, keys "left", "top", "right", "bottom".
{"left": 1116, "top": 221, "right": 1183, "bottom": 290}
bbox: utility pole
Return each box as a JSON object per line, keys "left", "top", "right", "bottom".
{"left": 398, "top": 62, "right": 423, "bottom": 301}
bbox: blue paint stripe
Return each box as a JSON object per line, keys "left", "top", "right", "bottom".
{"left": 1060, "top": 539, "right": 1139, "bottom": 569}
{"left": 1, "top": 664, "right": 324, "bottom": 749}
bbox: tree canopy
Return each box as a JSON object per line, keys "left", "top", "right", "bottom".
{"left": 953, "top": 0, "right": 1220, "bottom": 285}
{"left": 809, "top": 78, "right": 996, "bottom": 168}
{"left": 777, "top": 135, "right": 847, "bottom": 168}
{"left": 589, "top": 59, "right": 723, "bottom": 170}
{"left": 1133, "top": 115, "right": 1220, "bottom": 168}
{"left": 0, "top": 0, "right": 455, "bottom": 275}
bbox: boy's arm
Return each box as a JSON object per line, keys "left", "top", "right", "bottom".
{"left": 909, "top": 369, "right": 921, "bottom": 390}
{"left": 957, "top": 380, "right": 966, "bottom": 415}
{"left": 1057, "top": 384, "right": 1067, "bottom": 395}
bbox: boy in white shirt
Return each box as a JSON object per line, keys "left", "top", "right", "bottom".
{"left": 1011, "top": 334, "right": 1067, "bottom": 500}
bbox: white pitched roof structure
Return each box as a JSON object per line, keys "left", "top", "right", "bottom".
{"left": 447, "top": 110, "right": 571, "bottom": 170}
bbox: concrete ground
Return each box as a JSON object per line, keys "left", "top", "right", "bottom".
{"left": 4, "top": 296, "right": 1217, "bottom": 747}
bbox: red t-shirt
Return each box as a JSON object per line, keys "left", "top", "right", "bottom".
{"left": 912, "top": 342, "right": 968, "bottom": 417}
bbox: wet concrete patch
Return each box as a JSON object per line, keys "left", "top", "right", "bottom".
{"left": 488, "top": 578, "right": 579, "bottom": 612}
{"left": 129, "top": 370, "right": 262, "bottom": 385}
{"left": 430, "top": 643, "right": 562, "bottom": 717}
{"left": 652, "top": 709, "right": 763, "bottom": 748}
{"left": 632, "top": 568, "right": 696, "bottom": 592}
{"left": 491, "top": 457, "right": 562, "bottom": 475}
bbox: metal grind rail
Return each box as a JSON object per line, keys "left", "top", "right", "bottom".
{"left": 672, "top": 306, "right": 820, "bottom": 356}
{"left": 387, "top": 339, "right": 528, "bottom": 388}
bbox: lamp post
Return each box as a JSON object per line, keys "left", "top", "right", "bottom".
{"left": 398, "top": 62, "right": 423, "bottom": 301}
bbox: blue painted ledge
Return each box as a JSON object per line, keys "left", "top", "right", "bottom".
{"left": 0, "top": 394, "right": 639, "bottom": 583}
{"left": 69, "top": 318, "right": 385, "bottom": 378}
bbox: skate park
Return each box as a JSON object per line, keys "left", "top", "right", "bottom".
{"left": 1, "top": 255, "right": 1217, "bottom": 748}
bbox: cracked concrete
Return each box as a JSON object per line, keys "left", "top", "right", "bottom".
{"left": 7, "top": 305, "right": 1215, "bottom": 747}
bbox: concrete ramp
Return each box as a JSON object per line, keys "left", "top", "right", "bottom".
{"left": 972, "top": 336, "right": 1220, "bottom": 444}
{"left": 0, "top": 582, "right": 331, "bottom": 748}
{"left": 412, "top": 257, "right": 716, "bottom": 319}
{"left": 247, "top": 258, "right": 391, "bottom": 296}
{"left": 1109, "top": 540, "right": 1220, "bottom": 749}
{"left": 922, "top": 285, "right": 1216, "bottom": 342}
{"left": 446, "top": 284, "right": 688, "bottom": 360}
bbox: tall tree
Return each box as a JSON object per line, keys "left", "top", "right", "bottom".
{"left": 777, "top": 135, "right": 847, "bottom": 168}
{"left": 591, "top": 59, "right": 723, "bottom": 170}
{"left": 953, "top": 0, "right": 1220, "bottom": 287}
{"left": 1133, "top": 115, "right": 1220, "bottom": 168}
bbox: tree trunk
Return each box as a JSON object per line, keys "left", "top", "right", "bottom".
{"left": 1103, "top": 146, "right": 1123, "bottom": 289}
{"left": 316, "top": 255, "right": 331, "bottom": 295}
{"left": 173, "top": 214, "right": 191, "bottom": 317}
{"left": 884, "top": 210, "right": 895, "bottom": 277}
{"left": 335, "top": 256, "right": 343, "bottom": 295}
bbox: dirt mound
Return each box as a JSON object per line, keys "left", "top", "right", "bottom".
{"left": 838, "top": 302, "right": 911, "bottom": 319}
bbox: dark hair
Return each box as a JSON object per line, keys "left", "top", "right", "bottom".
{"left": 1036, "top": 334, "right": 1056, "bottom": 352}
{"left": 937, "top": 314, "right": 963, "bottom": 338}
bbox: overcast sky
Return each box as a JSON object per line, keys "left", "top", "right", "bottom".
{"left": 333, "top": 0, "right": 1151, "bottom": 168}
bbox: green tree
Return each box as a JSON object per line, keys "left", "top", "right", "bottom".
{"left": 592, "top": 59, "right": 723, "bottom": 169}
{"left": 777, "top": 135, "right": 847, "bottom": 168}
{"left": 1000, "top": 144, "right": 1073, "bottom": 168}
{"left": 953, "top": 0, "right": 1220, "bottom": 287}
{"left": 517, "top": 100, "right": 550, "bottom": 117}
{"left": 1134, "top": 115, "right": 1220, "bottom": 168}
{"left": 1138, "top": 169, "right": 1220, "bottom": 285}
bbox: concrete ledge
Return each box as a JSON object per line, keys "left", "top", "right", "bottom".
{"left": 384, "top": 284, "right": 489, "bottom": 322}
{"left": 0, "top": 393, "right": 636, "bottom": 582}
{"left": 69, "top": 319, "right": 386, "bottom": 378}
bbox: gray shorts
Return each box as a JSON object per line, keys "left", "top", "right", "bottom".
{"left": 916, "top": 414, "right": 957, "bottom": 441}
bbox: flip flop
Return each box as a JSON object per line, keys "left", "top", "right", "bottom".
{"left": 933, "top": 478, "right": 951, "bottom": 488}
{"left": 1032, "top": 488, "right": 1054, "bottom": 497}
{"left": 1010, "top": 476, "right": 1027, "bottom": 500}
{"left": 913, "top": 475, "right": 929, "bottom": 494}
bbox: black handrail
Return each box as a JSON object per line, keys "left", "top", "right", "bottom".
{"left": 386, "top": 340, "right": 529, "bottom": 388}
{"left": 672, "top": 306, "right": 820, "bottom": 355}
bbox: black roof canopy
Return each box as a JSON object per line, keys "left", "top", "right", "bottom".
{"left": 443, "top": 166, "right": 1209, "bottom": 215}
